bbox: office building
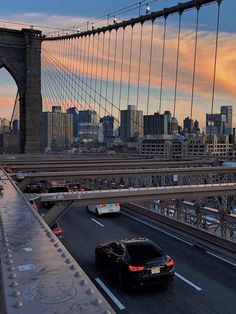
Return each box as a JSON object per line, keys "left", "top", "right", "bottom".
{"left": 78, "top": 110, "right": 98, "bottom": 124}
{"left": 144, "top": 111, "right": 178, "bottom": 136}
{"left": 100, "top": 115, "right": 118, "bottom": 143}
{"left": 66, "top": 107, "right": 79, "bottom": 138}
{"left": 77, "top": 123, "right": 103, "bottom": 143}
{"left": 183, "top": 117, "right": 193, "bottom": 133}
{"left": 206, "top": 105, "right": 233, "bottom": 136}
{"left": 120, "top": 105, "right": 143, "bottom": 142}
{"left": 221, "top": 105, "right": 233, "bottom": 135}
{"left": 42, "top": 106, "right": 73, "bottom": 151}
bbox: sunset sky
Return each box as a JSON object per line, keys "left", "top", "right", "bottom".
{"left": 0, "top": 0, "right": 235, "bottom": 129}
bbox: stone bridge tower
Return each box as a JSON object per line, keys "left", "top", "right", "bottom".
{"left": 0, "top": 28, "right": 43, "bottom": 153}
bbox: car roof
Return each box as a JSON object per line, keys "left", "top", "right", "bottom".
{"left": 118, "top": 237, "right": 152, "bottom": 245}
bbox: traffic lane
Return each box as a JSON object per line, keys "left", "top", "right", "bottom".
{"left": 59, "top": 207, "right": 206, "bottom": 314}
{"left": 58, "top": 206, "right": 230, "bottom": 314}
{"left": 119, "top": 209, "right": 236, "bottom": 297}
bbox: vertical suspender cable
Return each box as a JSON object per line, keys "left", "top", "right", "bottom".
{"left": 209, "top": 0, "right": 221, "bottom": 140}
{"left": 127, "top": 25, "right": 134, "bottom": 107}
{"left": 94, "top": 33, "right": 100, "bottom": 113}
{"left": 56, "top": 40, "right": 60, "bottom": 109}
{"left": 59, "top": 40, "right": 64, "bottom": 109}
{"left": 99, "top": 32, "right": 105, "bottom": 117}
{"left": 118, "top": 27, "right": 125, "bottom": 112}
{"left": 88, "top": 34, "right": 95, "bottom": 145}
{"left": 85, "top": 34, "right": 91, "bottom": 107}
{"left": 68, "top": 38, "right": 73, "bottom": 110}
{"left": 111, "top": 29, "right": 118, "bottom": 115}
{"left": 72, "top": 37, "right": 77, "bottom": 108}
{"left": 190, "top": 7, "right": 200, "bottom": 120}
{"left": 78, "top": 36, "right": 84, "bottom": 107}
{"left": 147, "top": 20, "right": 154, "bottom": 115}
{"left": 88, "top": 34, "right": 95, "bottom": 106}
{"left": 159, "top": 16, "right": 167, "bottom": 113}
{"left": 62, "top": 39, "right": 66, "bottom": 110}
{"left": 105, "top": 30, "right": 112, "bottom": 114}
{"left": 81, "top": 35, "right": 87, "bottom": 109}
{"left": 74, "top": 37, "right": 80, "bottom": 108}
{"left": 136, "top": 22, "right": 143, "bottom": 110}
{"left": 64, "top": 38, "right": 70, "bottom": 109}
{"left": 173, "top": 11, "right": 182, "bottom": 118}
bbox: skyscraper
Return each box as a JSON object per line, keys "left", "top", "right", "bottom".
{"left": 183, "top": 117, "right": 193, "bottom": 133}
{"left": 100, "top": 115, "right": 117, "bottom": 143}
{"left": 221, "top": 105, "right": 233, "bottom": 135}
{"left": 206, "top": 105, "right": 233, "bottom": 136}
{"left": 42, "top": 106, "right": 73, "bottom": 151}
{"left": 78, "top": 110, "right": 98, "bottom": 124}
{"left": 120, "top": 105, "right": 143, "bottom": 142}
{"left": 206, "top": 113, "right": 225, "bottom": 136}
{"left": 66, "top": 107, "right": 79, "bottom": 138}
{"left": 143, "top": 111, "right": 178, "bottom": 136}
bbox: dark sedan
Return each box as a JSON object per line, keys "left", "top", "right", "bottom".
{"left": 95, "top": 237, "right": 174, "bottom": 289}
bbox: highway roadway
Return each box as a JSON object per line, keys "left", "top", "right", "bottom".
{"left": 59, "top": 205, "right": 236, "bottom": 314}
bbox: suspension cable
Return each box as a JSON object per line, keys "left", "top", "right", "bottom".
{"left": 127, "top": 25, "right": 134, "bottom": 107}
{"left": 190, "top": 6, "right": 200, "bottom": 120}
{"left": 42, "top": 49, "right": 117, "bottom": 124}
{"left": 111, "top": 29, "right": 118, "bottom": 116}
{"left": 209, "top": 0, "right": 221, "bottom": 139}
{"left": 136, "top": 22, "right": 143, "bottom": 110}
{"left": 94, "top": 33, "right": 100, "bottom": 113}
{"left": 118, "top": 27, "right": 126, "bottom": 111}
{"left": 159, "top": 16, "right": 167, "bottom": 113}
{"left": 105, "top": 30, "right": 112, "bottom": 114}
{"left": 147, "top": 20, "right": 154, "bottom": 115}
{"left": 99, "top": 32, "right": 106, "bottom": 117}
{"left": 84, "top": 34, "right": 91, "bottom": 107}
{"left": 173, "top": 11, "right": 182, "bottom": 118}
{"left": 42, "top": 46, "right": 145, "bottom": 131}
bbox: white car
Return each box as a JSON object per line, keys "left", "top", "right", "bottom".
{"left": 88, "top": 203, "right": 120, "bottom": 216}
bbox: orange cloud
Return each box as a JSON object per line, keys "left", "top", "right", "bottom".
{"left": 42, "top": 22, "right": 236, "bottom": 128}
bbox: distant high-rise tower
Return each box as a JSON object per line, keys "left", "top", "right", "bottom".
{"left": 206, "top": 105, "right": 233, "bottom": 136}
{"left": 78, "top": 110, "right": 98, "bottom": 124}
{"left": 66, "top": 107, "right": 79, "bottom": 138}
{"left": 221, "top": 105, "right": 233, "bottom": 135}
{"left": 43, "top": 106, "right": 73, "bottom": 151}
{"left": 144, "top": 111, "right": 177, "bottom": 136}
{"left": 183, "top": 117, "right": 193, "bottom": 133}
{"left": 120, "top": 105, "right": 143, "bottom": 141}
{"left": 100, "top": 115, "right": 118, "bottom": 142}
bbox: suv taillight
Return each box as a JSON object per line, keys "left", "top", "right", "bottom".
{"left": 165, "top": 255, "right": 174, "bottom": 267}
{"left": 128, "top": 265, "right": 144, "bottom": 272}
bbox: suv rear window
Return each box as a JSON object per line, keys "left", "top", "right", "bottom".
{"left": 48, "top": 186, "right": 68, "bottom": 193}
{"left": 126, "top": 242, "right": 163, "bottom": 262}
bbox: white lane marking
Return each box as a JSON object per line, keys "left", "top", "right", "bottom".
{"left": 95, "top": 277, "right": 125, "bottom": 310}
{"left": 91, "top": 218, "right": 104, "bottom": 227}
{"left": 121, "top": 211, "right": 193, "bottom": 246}
{"left": 206, "top": 251, "right": 236, "bottom": 267}
{"left": 175, "top": 272, "right": 202, "bottom": 291}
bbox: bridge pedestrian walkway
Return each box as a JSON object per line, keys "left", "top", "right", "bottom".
{"left": 0, "top": 170, "right": 114, "bottom": 314}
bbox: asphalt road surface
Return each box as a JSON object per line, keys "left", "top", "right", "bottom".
{"left": 59, "top": 206, "right": 236, "bottom": 314}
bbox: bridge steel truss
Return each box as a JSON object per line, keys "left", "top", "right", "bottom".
{"left": 35, "top": 182, "right": 236, "bottom": 240}
{"left": 19, "top": 165, "right": 236, "bottom": 190}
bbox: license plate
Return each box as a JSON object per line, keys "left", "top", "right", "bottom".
{"left": 151, "top": 267, "right": 160, "bottom": 274}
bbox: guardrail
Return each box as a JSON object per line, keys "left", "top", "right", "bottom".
{"left": 123, "top": 203, "right": 236, "bottom": 255}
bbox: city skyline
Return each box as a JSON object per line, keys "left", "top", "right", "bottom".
{"left": 0, "top": 0, "right": 235, "bottom": 128}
